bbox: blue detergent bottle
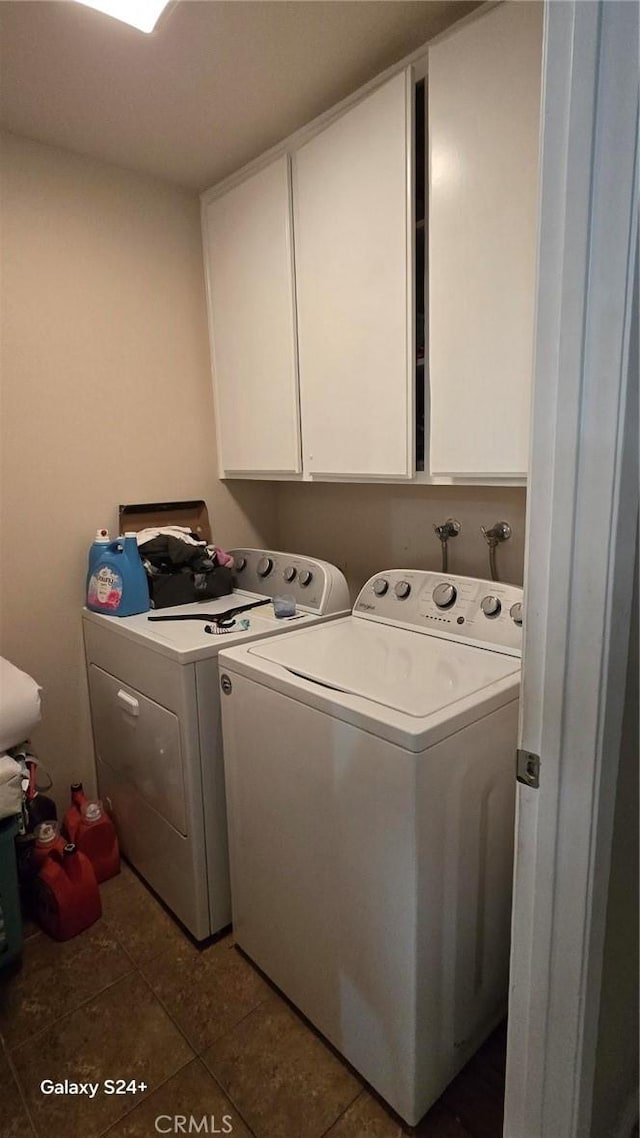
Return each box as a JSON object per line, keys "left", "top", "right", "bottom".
{"left": 86, "top": 532, "right": 149, "bottom": 617}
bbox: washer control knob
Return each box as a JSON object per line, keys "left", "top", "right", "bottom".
{"left": 481, "top": 595, "right": 501, "bottom": 618}
{"left": 510, "top": 601, "right": 523, "bottom": 626}
{"left": 256, "top": 556, "right": 273, "bottom": 578}
{"left": 299, "top": 569, "right": 313, "bottom": 587}
{"left": 373, "top": 578, "right": 388, "bottom": 596}
{"left": 283, "top": 566, "right": 297, "bottom": 583}
{"left": 433, "top": 582, "right": 457, "bottom": 609}
{"left": 394, "top": 581, "right": 411, "bottom": 600}
{"left": 235, "top": 556, "right": 247, "bottom": 571}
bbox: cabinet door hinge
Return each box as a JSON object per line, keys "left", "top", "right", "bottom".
{"left": 516, "top": 749, "right": 540, "bottom": 788}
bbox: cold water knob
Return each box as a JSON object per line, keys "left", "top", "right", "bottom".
{"left": 257, "top": 556, "right": 273, "bottom": 578}
{"left": 510, "top": 602, "right": 523, "bottom": 626}
{"left": 373, "top": 578, "right": 388, "bottom": 596}
{"left": 395, "top": 581, "right": 411, "bottom": 600}
{"left": 283, "top": 566, "right": 297, "bottom": 583}
{"left": 481, "top": 595, "right": 501, "bottom": 618}
{"left": 433, "top": 581, "right": 457, "bottom": 609}
{"left": 299, "top": 570, "right": 313, "bottom": 587}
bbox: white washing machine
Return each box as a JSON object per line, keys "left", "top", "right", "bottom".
{"left": 219, "top": 569, "right": 523, "bottom": 1125}
{"left": 82, "top": 548, "right": 350, "bottom": 940}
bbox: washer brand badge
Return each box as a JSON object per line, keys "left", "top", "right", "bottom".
{"left": 220, "top": 674, "right": 232, "bottom": 695}
{"left": 358, "top": 601, "right": 375, "bottom": 611}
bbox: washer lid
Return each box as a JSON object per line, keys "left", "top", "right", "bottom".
{"left": 248, "top": 619, "right": 520, "bottom": 718}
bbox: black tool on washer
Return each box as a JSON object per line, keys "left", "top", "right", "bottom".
{"left": 147, "top": 597, "right": 271, "bottom": 629}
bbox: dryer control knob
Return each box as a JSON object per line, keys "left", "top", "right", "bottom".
{"left": 481, "top": 595, "right": 501, "bottom": 617}
{"left": 373, "top": 578, "right": 388, "bottom": 596}
{"left": 299, "top": 570, "right": 313, "bottom": 587}
{"left": 257, "top": 556, "right": 273, "bottom": 578}
{"left": 433, "top": 582, "right": 457, "bottom": 608}
{"left": 283, "top": 566, "right": 297, "bottom": 583}
{"left": 235, "top": 556, "right": 247, "bottom": 571}
{"left": 395, "top": 581, "right": 411, "bottom": 599}
{"left": 510, "top": 602, "right": 523, "bottom": 626}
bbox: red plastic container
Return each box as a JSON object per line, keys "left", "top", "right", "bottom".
{"left": 32, "top": 821, "right": 66, "bottom": 870}
{"left": 34, "top": 843, "right": 102, "bottom": 940}
{"left": 63, "top": 783, "right": 120, "bottom": 883}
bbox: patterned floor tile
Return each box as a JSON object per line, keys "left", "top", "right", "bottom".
{"left": 203, "top": 992, "right": 360, "bottom": 1138}
{"left": 0, "top": 920, "right": 132, "bottom": 1050}
{"left": 11, "top": 971, "right": 193, "bottom": 1138}
{"left": 100, "top": 867, "right": 188, "bottom": 967}
{"left": 0, "top": 1048, "right": 36, "bottom": 1137}
{"left": 142, "top": 934, "right": 270, "bottom": 1053}
{"left": 104, "top": 1058, "right": 251, "bottom": 1137}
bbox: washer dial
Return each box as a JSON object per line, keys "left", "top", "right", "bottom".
{"left": 299, "top": 570, "right": 313, "bottom": 587}
{"left": 235, "top": 556, "right": 247, "bottom": 571}
{"left": 283, "top": 566, "right": 297, "bottom": 583}
{"left": 510, "top": 602, "right": 523, "bottom": 626}
{"left": 256, "top": 556, "right": 273, "bottom": 578}
{"left": 480, "top": 595, "right": 501, "bottom": 617}
{"left": 433, "top": 582, "right": 457, "bottom": 609}
{"left": 395, "top": 581, "right": 411, "bottom": 599}
{"left": 373, "top": 578, "right": 388, "bottom": 596}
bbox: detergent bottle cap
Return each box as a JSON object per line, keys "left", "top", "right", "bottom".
{"left": 82, "top": 800, "right": 103, "bottom": 823}
{"left": 34, "top": 821, "right": 60, "bottom": 846}
{"left": 94, "top": 529, "right": 110, "bottom": 541}
{"left": 63, "top": 842, "right": 76, "bottom": 856}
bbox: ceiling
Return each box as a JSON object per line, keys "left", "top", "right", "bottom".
{"left": 0, "top": 0, "right": 478, "bottom": 192}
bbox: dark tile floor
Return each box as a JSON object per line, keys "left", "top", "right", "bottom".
{"left": 0, "top": 863, "right": 507, "bottom": 1138}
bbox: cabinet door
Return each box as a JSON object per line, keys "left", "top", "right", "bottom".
{"left": 293, "top": 71, "right": 414, "bottom": 479}
{"left": 203, "top": 156, "right": 301, "bottom": 475}
{"left": 428, "top": 3, "right": 542, "bottom": 477}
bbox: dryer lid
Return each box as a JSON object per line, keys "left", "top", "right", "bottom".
{"left": 248, "top": 618, "right": 520, "bottom": 719}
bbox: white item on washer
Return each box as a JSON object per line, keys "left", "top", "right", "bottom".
{"left": 82, "top": 548, "right": 350, "bottom": 940}
{"left": 0, "top": 657, "right": 42, "bottom": 751}
{"left": 219, "top": 569, "right": 523, "bottom": 1126}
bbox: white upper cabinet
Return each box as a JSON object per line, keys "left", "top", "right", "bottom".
{"left": 202, "top": 155, "right": 301, "bottom": 476}
{"left": 428, "top": 2, "right": 543, "bottom": 477}
{"left": 293, "top": 72, "right": 414, "bottom": 479}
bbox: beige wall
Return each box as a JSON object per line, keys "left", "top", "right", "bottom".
{"left": 0, "top": 131, "right": 276, "bottom": 809}
{"left": 275, "top": 481, "right": 527, "bottom": 600}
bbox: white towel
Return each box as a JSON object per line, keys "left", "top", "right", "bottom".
{"left": 0, "top": 657, "right": 42, "bottom": 750}
{"left": 135, "top": 526, "right": 207, "bottom": 548}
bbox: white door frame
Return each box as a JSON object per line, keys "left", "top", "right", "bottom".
{"left": 505, "top": 2, "right": 638, "bottom": 1137}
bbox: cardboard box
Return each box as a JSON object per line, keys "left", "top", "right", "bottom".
{"left": 118, "top": 499, "right": 211, "bottom": 542}
{"left": 117, "top": 500, "right": 232, "bottom": 608}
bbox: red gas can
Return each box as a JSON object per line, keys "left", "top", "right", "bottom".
{"left": 34, "top": 843, "right": 102, "bottom": 940}
{"left": 63, "top": 783, "right": 120, "bottom": 883}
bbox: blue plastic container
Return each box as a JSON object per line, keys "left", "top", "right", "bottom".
{"left": 0, "top": 816, "right": 22, "bottom": 971}
{"left": 86, "top": 532, "right": 149, "bottom": 617}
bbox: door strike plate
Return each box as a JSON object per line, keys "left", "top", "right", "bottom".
{"left": 516, "top": 749, "right": 540, "bottom": 788}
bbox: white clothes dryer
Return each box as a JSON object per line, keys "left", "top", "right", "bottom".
{"left": 219, "top": 569, "right": 523, "bottom": 1125}
{"left": 82, "top": 549, "right": 350, "bottom": 940}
